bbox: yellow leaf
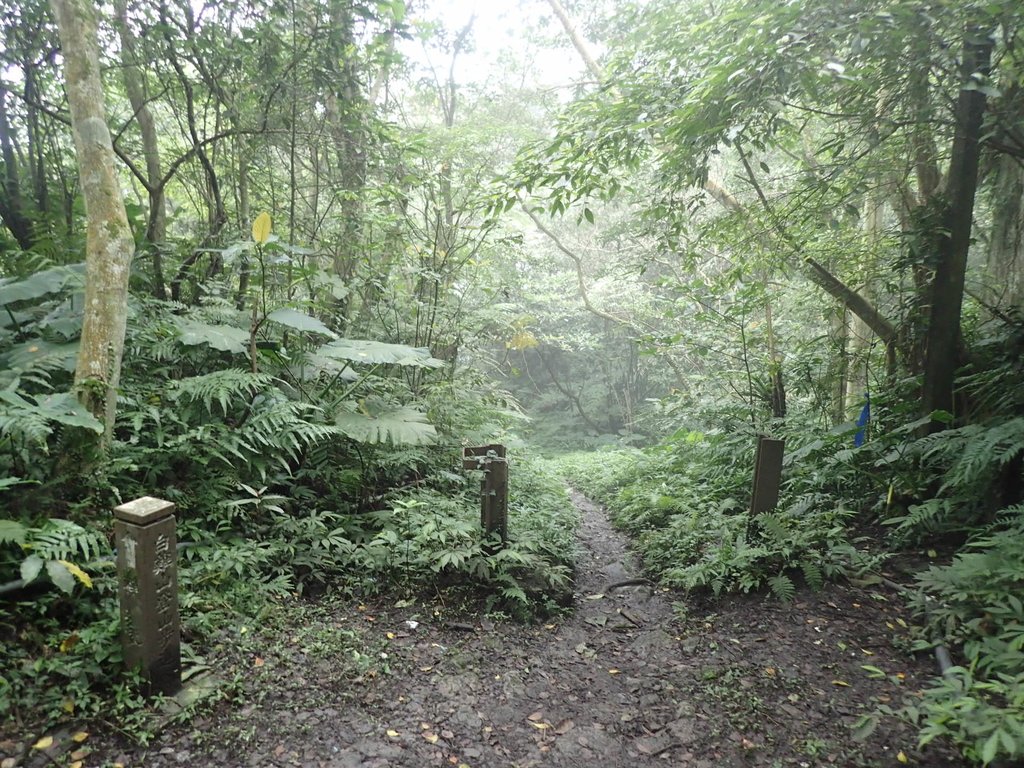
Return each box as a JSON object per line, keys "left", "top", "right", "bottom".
{"left": 61, "top": 696, "right": 75, "bottom": 714}
{"left": 422, "top": 733, "right": 439, "bottom": 744}
{"left": 58, "top": 560, "right": 92, "bottom": 589}
{"left": 386, "top": 632, "right": 395, "bottom": 639}
{"left": 32, "top": 736, "right": 53, "bottom": 750}
{"left": 831, "top": 680, "right": 850, "bottom": 687}
{"left": 70, "top": 762, "right": 83, "bottom": 768}
{"left": 896, "top": 618, "right": 908, "bottom": 628}
{"left": 386, "top": 729, "right": 400, "bottom": 738}
{"left": 608, "top": 669, "right": 621, "bottom": 675}
{"left": 252, "top": 212, "right": 272, "bottom": 244}
{"left": 897, "top": 750, "right": 909, "bottom": 763}
{"left": 60, "top": 634, "right": 80, "bottom": 653}
{"left": 529, "top": 721, "right": 551, "bottom": 730}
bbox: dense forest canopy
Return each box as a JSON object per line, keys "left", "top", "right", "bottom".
{"left": 1, "top": 0, "right": 1023, "bottom": 764}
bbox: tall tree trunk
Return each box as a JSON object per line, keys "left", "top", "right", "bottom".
{"left": 921, "top": 26, "right": 993, "bottom": 425}
{"left": 987, "top": 154, "right": 1024, "bottom": 309}
{"left": 51, "top": 0, "right": 136, "bottom": 447}
{"left": 0, "top": 91, "right": 35, "bottom": 250}
{"left": 829, "top": 300, "right": 849, "bottom": 425}
{"left": 113, "top": 0, "right": 167, "bottom": 298}
{"left": 845, "top": 193, "right": 886, "bottom": 415}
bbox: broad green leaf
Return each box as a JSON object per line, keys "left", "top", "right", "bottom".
{"left": 37, "top": 393, "right": 104, "bottom": 433}
{"left": 21, "top": 554, "right": 44, "bottom": 583}
{"left": 46, "top": 559, "right": 76, "bottom": 594}
{"left": 319, "top": 339, "right": 443, "bottom": 368}
{"left": 176, "top": 319, "right": 250, "bottom": 354}
{"left": 0, "top": 264, "right": 84, "bottom": 306}
{"left": 981, "top": 730, "right": 999, "bottom": 764}
{"left": 252, "top": 212, "right": 272, "bottom": 244}
{"left": 335, "top": 404, "right": 437, "bottom": 445}
{"left": 267, "top": 308, "right": 337, "bottom": 338}
{"left": 0, "top": 519, "right": 27, "bottom": 545}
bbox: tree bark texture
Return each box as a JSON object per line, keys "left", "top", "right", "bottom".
{"left": 987, "top": 154, "right": 1024, "bottom": 309}
{"left": 113, "top": 0, "right": 167, "bottom": 297}
{"left": 51, "top": 0, "right": 135, "bottom": 445}
{"left": 921, "top": 27, "right": 992, "bottom": 425}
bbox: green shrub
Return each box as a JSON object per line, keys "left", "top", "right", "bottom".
{"left": 558, "top": 427, "right": 872, "bottom": 599}
{"left": 910, "top": 508, "right": 1024, "bottom": 765}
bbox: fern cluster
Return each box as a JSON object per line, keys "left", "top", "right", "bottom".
{"left": 558, "top": 425, "right": 874, "bottom": 600}
{"left": 907, "top": 508, "right": 1024, "bottom": 764}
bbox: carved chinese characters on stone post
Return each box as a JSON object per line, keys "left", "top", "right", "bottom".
{"left": 462, "top": 444, "right": 508, "bottom": 546}
{"left": 114, "top": 496, "right": 181, "bottom": 695}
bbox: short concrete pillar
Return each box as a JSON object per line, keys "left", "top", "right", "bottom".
{"left": 462, "top": 444, "right": 508, "bottom": 544}
{"left": 750, "top": 436, "right": 785, "bottom": 515}
{"left": 114, "top": 496, "right": 181, "bottom": 695}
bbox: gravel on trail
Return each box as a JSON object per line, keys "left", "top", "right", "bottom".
{"left": 62, "top": 491, "right": 966, "bottom": 767}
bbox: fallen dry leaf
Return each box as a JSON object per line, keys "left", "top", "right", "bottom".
{"left": 529, "top": 721, "right": 551, "bottom": 730}
{"left": 386, "top": 729, "right": 400, "bottom": 738}
{"left": 897, "top": 750, "right": 909, "bottom": 763}
{"left": 69, "top": 748, "right": 89, "bottom": 761}
{"left": 422, "top": 733, "right": 439, "bottom": 744}
{"left": 554, "top": 719, "right": 575, "bottom": 735}
{"left": 254, "top": 656, "right": 265, "bottom": 667}
{"left": 608, "top": 668, "right": 621, "bottom": 675}
{"left": 527, "top": 711, "right": 544, "bottom": 722}
{"left": 69, "top": 762, "right": 83, "bottom": 768}
{"left": 832, "top": 680, "right": 850, "bottom": 687}
{"left": 274, "top": 744, "right": 286, "bottom": 757}
{"left": 31, "top": 736, "right": 53, "bottom": 751}
{"left": 71, "top": 731, "right": 89, "bottom": 743}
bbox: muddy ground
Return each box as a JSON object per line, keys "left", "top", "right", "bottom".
{"left": 11, "top": 491, "right": 965, "bottom": 767}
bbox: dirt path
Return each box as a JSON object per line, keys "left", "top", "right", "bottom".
{"left": 87, "top": 491, "right": 964, "bottom": 767}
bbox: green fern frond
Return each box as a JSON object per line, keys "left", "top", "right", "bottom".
{"left": 0, "top": 406, "right": 52, "bottom": 448}
{"left": 768, "top": 573, "right": 796, "bottom": 601}
{"left": 756, "top": 512, "right": 789, "bottom": 544}
{"left": 800, "top": 559, "right": 824, "bottom": 591}
{"left": 173, "top": 369, "right": 275, "bottom": 416}
{"left": 944, "top": 418, "right": 1024, "bottom": 491}
{"left": 29, "top": 519, "right": 109, "bottom": 563}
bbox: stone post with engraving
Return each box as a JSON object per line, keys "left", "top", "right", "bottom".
{"left": 462, "top": 444, "right": 508, "bottom": 545}
{"left": 114, "top": 496, "right": 181, "bottom": 695}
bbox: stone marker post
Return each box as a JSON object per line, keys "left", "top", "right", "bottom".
{"left": 114, "top": 496, "right": 181, "bottom": 696}
{"left": 462, "top": 444, "right": 508, "bottom": 545}
{"left": 750, "top": 436, "right": 785, "bottom": 515}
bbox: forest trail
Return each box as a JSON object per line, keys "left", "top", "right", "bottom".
{"left": 88, "top": 492, "right": 961, "bottom": 768}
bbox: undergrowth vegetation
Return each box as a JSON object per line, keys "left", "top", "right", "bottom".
{"left": 557, "top": 342, "right": 1024, "bottom": 765}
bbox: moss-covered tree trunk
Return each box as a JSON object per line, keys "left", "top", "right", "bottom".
{"left": 51, "top": 0, "right": 135, "bottom": 448}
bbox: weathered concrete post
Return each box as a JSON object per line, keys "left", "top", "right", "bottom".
{"left": 462, "top": 444, "right": 508, "bottom": 545}
{"left": 750, "top": 436, "right": 785, "bottom": 515}
{"left": 113, "top": 496, "right": 181, "bottom": 695}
